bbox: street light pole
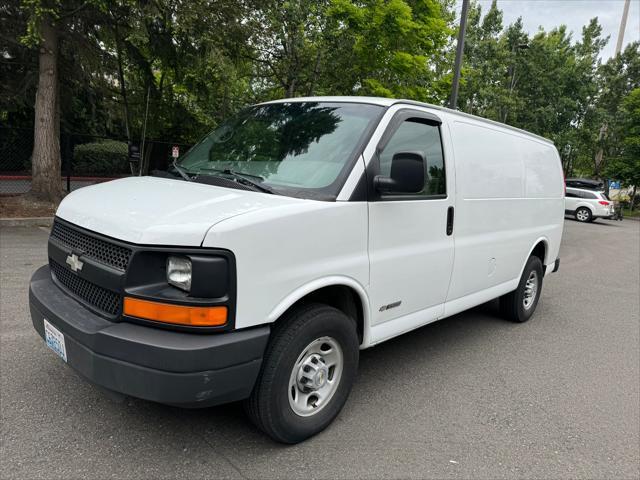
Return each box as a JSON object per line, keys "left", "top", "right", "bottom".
{"left": 615, "top": 0, "right": 631, "bottom": 55}
{"left": 449, "top": 0, "right": 470, "bottom": 110}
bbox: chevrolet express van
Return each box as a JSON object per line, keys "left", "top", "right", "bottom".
{"left": 29, "top": 97, "right": 564, "bottom": 443}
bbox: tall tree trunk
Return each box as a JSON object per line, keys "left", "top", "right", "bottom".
{"left": 593, "top": 123, "right": 607, "bottom": 177}
{"left": 29, "top": 18, "right": 63, "bottom": 203}
{"left": 286, "top": 78, "right": 297, "bottom": 97}
{"left": 115, "top": 25, "right": 131, "bottom": 141}
{"left": 307, "top": 51, "right": 321, "bottom": 96}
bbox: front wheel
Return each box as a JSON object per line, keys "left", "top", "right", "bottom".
{"left": 244, "top": 304, "right": 359, "bottom": 444}
{"left": 499, "top": 256, "right": 544, "bottom": 323}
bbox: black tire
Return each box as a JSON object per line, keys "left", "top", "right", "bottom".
{"left": 499, "top": 256, "right": 544, "bottom": 323}
{"left": 244, "top": 303, "right": 359, "bottom": 444}
{"left": 575, "top": 207, "right": 592, "bottom": 223}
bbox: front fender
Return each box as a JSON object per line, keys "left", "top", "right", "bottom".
{"left": 202, "top": 201, "right": 370, "bottom": 336}
{"left": 267, "top": 276, "right": 372, "bottom": 347}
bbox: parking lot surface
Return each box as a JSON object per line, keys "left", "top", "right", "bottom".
{"left": 1, "top": 219, "right": 639, "bottom": 479}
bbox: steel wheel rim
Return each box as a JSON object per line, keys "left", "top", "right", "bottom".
{"left": 288, "top": 336, "right": 343, "bottom": 417}
{"left": 577, "top": 209, "right": 588, "bottom": 221}
{"left": 523, "top": 270, "right": 538, "bottom": 309}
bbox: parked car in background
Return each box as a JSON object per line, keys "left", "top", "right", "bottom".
{"left": 565, "top": 187, "right": 615, "bottom": 222}
{"left": 565, "top": 178, "right": 604, "bottom": 190}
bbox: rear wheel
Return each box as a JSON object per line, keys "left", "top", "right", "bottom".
{"left": 499, "top": 256, "right": 544, "bottom": 323}
{"left": 575, "top": 207, "right": 592, "bottom": 222}
{"left": 244, "top": 303, "right": 359, "bottom": 444}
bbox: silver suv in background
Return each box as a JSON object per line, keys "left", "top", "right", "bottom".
{"left": 565, "top": 187, "right": 615, "bottom": 222}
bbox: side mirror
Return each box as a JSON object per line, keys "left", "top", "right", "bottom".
{"left": 374, "top": 151, "right": 426, "bottom": 194}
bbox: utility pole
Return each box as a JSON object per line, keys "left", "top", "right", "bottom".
{"left": 615, "top": 0, "right": 631, "bottom": 54}
{"left": 449, "top": 0, "right": 470, "bottom": 110}
{"left": 594, "top": 0, "right": 630, "bottom": 183}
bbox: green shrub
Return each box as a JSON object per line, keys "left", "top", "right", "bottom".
{"left": 73, "top": 140, "right": 129, "bottom": 175}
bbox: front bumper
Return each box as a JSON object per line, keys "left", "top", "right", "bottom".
{"left": 29, "top": 265, "right": 269, "bottom": 407}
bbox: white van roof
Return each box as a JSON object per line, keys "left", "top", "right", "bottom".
{"left": 261, "top": 96, "right": 554, "bottom": 145}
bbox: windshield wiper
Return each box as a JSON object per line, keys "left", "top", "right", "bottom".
{"left": 198, "top": 168, "right": 276, "bottom": 194}
{"left": 172, "top": 160, "right": 193, "bottom": 182}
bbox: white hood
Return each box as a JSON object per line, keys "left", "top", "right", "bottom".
{"left": 56, "top": 176, "right": 306, "bottom": 245}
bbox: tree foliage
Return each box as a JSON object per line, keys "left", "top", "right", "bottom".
{"left": 604, "top": 88, "right": 640, "bottom": 188}
{"left": 1, "top": 0, "right": 639, "bottom": 202}
{"left": 457, "top": 1, "right": 638, "bottom": 178}
{"left": 324, "top": 0, "right": 453, "bottom": 101}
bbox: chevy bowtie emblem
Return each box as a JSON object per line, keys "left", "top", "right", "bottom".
{"left": 66, "top": 253, "right": 84, "bottom": 273}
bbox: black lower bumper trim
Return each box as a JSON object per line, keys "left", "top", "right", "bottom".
{"left": 553, "top": 258, "right": 560, "bottom": 273}
{"left": 29, "top": 265, "right": 270, "bottom": 407}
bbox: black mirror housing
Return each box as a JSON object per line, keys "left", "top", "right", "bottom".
{"left": 374, "top": 151, "right": 426, "bottom": 194}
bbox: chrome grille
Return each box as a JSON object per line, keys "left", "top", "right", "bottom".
{"left": 50, "top": 220, "right": 132, "bottom": 271}
{"left": 50, "top": 259, "right": 120, "bottom": 316}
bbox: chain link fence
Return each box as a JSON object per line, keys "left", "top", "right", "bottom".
{"left": 0, "top": 127, "right": 191, "bottom": 195}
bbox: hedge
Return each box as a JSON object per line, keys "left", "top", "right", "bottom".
{"left": 73, "top": 139, "right": 129, "bottom": 175}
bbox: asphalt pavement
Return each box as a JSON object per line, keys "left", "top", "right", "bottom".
{"left": 1, "top": 218, "right": 639, "bottom": 479}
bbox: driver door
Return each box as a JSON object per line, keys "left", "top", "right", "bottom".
{"left": 367, "top": 110, "right": 455, "bottom": 335}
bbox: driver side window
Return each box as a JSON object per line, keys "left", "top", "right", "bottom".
{"left": 379, "top": 119, "right": 446, "bottom": 196}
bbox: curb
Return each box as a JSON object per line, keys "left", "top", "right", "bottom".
{"left": 0, "top": 217, "right": 53, "bottom": 228}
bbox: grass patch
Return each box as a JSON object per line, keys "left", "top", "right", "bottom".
{"left": 622, "top": 207, "right": 640, "bottom": 218}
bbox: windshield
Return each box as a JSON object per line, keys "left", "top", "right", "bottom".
{"left": 177, "top": 102, "right": 383, "bottom": 199}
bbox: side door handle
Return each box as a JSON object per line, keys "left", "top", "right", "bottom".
{"left": 446, "top": 206, "right": 454, "bottom": 236}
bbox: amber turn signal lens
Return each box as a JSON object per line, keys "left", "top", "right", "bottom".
{"left": 123, "top": 297, "right": 227, "bottom": 327}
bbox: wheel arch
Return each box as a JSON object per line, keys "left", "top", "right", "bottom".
{"left": 267, "top": 277, "right": 371, "bottom": 347}
{"left": 518, "top": 237, "right": 549, "bottom": 280}
{"left": 576, "top": 202, "right": 595, "bottom": 213}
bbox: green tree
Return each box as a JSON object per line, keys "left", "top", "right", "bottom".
{"left": 21, "top": 0, "right": 111, "bottom": 202}
{"left": 458, "top": 0, "right": 510, "bottom": 118}
{"left": 323, "top": 0, "right": 453, "bottom": 101}
{"left": 102, "top": 0, "right": 254, "bottom": 143}
{"left": 1, "top": 0, "right": 37, "bottom": 128}
{"left": 5, "top": 0, "right": 637, "bottom": 202}
{"left": 591, "top": 42, "right": 640, "bottom": 177}
{"left": 604, "top": 88, "right": 640, "bottom": 209}
{"left": 243, "top": 0, "right": 330, "bottom": 98}
{"left": 457, "top": 2, "right": 613, "bottom": 177}
{"left": 14, "top": 0, "right": 257, "bottom": 188}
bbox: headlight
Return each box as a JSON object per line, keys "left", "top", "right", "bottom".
{"left": 167, "top": 256, "right": 192, "bottom": 291}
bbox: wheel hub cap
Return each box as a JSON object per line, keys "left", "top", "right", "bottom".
{"left": 288, "top": 336, "right": 343, "bottom": 417}
{"left": 523, "top": 270, "right": 538, "bottom": 309}
{"left": 297, "top": 354, "right": 329, "bottom": 390}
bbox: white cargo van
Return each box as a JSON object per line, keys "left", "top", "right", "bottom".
{"left": 29, "top": 97, "right": 564, "bottom": 443}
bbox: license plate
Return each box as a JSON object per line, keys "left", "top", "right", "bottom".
{"left": 44, "top": 319, "right": 67, "bottom": 362}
